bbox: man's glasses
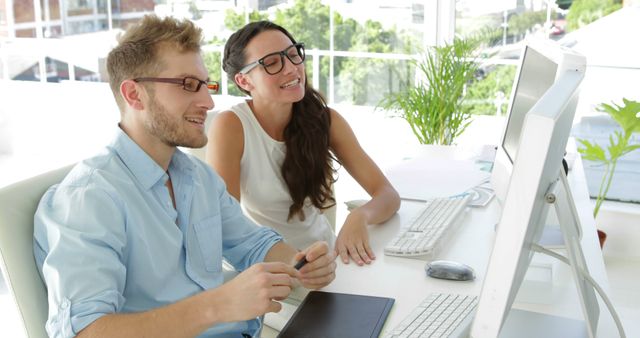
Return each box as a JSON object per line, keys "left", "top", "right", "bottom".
{"left": 133, "top": 77, "right": 220, "bottom": 94}
{"left": 239, "top": 43, "right": 305, "bottom": 75}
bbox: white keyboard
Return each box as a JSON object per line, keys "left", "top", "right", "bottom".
{"left": 385, "top": 293, "right": 477, "bottom": 338}
{"left": 384, "top": 195, "right": 471, "bottom": 259}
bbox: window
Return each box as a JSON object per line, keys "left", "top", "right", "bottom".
{"left": 0, "top": 0, "right": 567, "bottom": 107}
{"left": 455, "top": 0, "right": 561, "bottom": 115}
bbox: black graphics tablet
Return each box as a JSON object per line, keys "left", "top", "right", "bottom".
{"left": 277, "top": 291, "right": 394, "bottom": 338}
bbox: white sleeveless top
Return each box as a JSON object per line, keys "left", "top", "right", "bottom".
{"left": 228, "top": 101, "right": 335, "bottom": 250}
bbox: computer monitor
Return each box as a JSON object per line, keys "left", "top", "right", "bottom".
{"left": 491, "top": 41, "right": 586, "bottom": 204}
{"left": 470, "top": 48, "right": 599, "bottom": 337}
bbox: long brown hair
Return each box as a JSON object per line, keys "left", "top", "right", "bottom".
{"left": 223, "top": 21, "right": 337, "bottom": 221}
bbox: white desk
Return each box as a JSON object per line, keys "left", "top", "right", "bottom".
{"left": 270, "top": 145, "right": 614, "bottom": 337}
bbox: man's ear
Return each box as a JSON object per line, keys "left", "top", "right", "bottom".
{"left": 234, "top": 73, "right": 254, "bottom": 93}
{"left": 120, "top": 80, "right": 145, "bottom": 111}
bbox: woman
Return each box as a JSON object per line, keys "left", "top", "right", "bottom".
{"left": 207, "top": 21, "right": 400, "bottom": 266}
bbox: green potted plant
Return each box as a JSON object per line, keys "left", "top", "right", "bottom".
{"left": 576, "top": 98, "right": 640, "bottom": 248}
{"left": 378, "top": 37, "right": 481, "bottom": 145}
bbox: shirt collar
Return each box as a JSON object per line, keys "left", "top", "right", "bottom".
{"left": 109, "top": 127, "right": 195, "bottom": 190}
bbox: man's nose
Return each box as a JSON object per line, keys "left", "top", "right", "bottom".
{"left": 197, "top": 87, "right": 214, "bottom": 111}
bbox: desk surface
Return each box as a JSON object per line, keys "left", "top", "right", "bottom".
{"left": 278, "top": 145, "right": 613, "bottom": 337}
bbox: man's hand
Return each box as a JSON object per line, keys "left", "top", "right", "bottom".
{"left": 294, "top": 241, "right": 337, "bottom": 289}
{"left": 213, "top": 262, "right": 298, "bottom": 322}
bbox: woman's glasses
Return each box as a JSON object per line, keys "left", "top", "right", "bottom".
{"left": 239, "top": 43, "right": 305, "bottom": 75}
{"left": 133, "top": 77, "right": 220, "bottom": 93}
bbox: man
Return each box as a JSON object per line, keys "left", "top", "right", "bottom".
{"left": 34, "top": 15, "right": 336, "bottom": 338}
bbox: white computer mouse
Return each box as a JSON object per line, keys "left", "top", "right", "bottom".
{"left": 426, "top": 260, "right": 475, "bottom": 281}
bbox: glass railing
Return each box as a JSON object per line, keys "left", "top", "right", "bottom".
{"left": 2, "top": 37, "right": 513, "bottom": 110}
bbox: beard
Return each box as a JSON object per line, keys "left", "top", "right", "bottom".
{"left": 145, "top": 97, "right": 208, "bottom": 149}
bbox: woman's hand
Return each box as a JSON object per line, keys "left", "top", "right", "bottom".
{"left": 334, "top": 210, "right": 375, "bottom": 266}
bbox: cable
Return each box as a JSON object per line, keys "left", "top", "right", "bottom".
{"left": 531, "top": 243, "right": 627, "bottom": 338}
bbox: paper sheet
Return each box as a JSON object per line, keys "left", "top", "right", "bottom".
{"left": 385, "top": 157, "right": 490, "bottom": 201}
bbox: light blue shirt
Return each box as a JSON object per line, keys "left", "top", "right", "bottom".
{"left": 34, "top": 128, "right": 283, "bottom": 338}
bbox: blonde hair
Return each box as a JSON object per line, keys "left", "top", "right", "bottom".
{"left": 106, "top": 15, "right": 203, "bottom": 110}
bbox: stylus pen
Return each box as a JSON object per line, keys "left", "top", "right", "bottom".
{"left": 294, "top": 257, "right": 308, "bottom": 270}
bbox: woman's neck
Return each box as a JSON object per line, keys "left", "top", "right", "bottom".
{"left": 248, "top": 99, "right": 293, "bottom": 141}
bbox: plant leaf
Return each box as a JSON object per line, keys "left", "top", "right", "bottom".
{"left": 599, "top": 99, "right": 640, "bottom": 135}
{"left": 376, "top": 36, "right": 481, "bottom": 145}
{"left": 577, "top": 139, "right": 607, "bottom": 162}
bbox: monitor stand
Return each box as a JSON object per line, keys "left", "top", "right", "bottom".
{"left": 539, "top": 223, "right": 564, "bottom": 248}
{"left": 535, "top": 171, "right": 600, "bottom": 338}
{"left": 498, "top": 172, "right": 600, "bottom": 338}
{"left": 500, "top": 309, "right": 588, "bottom": 338}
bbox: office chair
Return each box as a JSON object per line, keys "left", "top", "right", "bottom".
{"left": 0, "top": 165, "right": 73, "bottom": 338}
